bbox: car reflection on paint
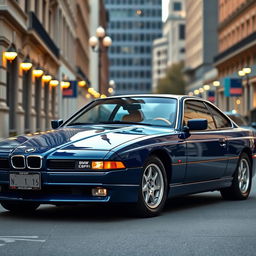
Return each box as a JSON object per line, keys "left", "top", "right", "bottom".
{"left": 0, "top": 95, "right": 255, "bottom": 217}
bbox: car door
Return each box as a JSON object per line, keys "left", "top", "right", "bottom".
{"left": 183, "top": 99, "right": 228, "bottom": 182}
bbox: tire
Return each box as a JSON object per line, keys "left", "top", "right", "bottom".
{"left": 135, "top": 155, "right": 168, "bottom": 217}
{"left": 1, "top": 201, "right": 40, "bottom": 213}
{"left": 220, "top": 153, "right": 252, "bottom": 200}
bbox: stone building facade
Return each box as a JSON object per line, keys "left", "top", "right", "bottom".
{"left": 214, "top": 0, "right": 256, "bottom": 120}
{"left": 0, "top": 0, "right": 96, "bottom": 139}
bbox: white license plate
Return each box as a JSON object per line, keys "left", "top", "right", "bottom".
{"left": 9, "top": 172, "right": 41, "bottom": 190}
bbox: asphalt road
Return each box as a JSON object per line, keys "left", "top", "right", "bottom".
{"left": 0, "top": 180, "right": 256, "bottom": 256}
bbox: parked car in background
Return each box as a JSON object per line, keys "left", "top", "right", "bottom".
{"left": 0, "top": 95, "right": 255, "bottom": 217}
{"left": 225, "top": 111, "right": 256, "bottom": 131}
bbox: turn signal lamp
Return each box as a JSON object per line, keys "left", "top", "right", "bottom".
{"left": 91, "top": 161, "right": 126, "bottom": 170}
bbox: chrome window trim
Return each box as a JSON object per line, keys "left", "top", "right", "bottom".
{"left": 11, "top": 155, "right": 26, "bottom": 169}
{"left": 180, "top": 97, "right": 235, "bottom": 132}
{"left": 26, "top": 155, "right": 43, "bottom": 170}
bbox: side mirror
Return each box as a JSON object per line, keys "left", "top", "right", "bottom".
{"left": 251, "top": 122, "right": 256, "bottom": 129}
{"left": 187, "top": 119, "right": 207, "bottom": 131}
{"left": 51, "top": 119, "right": 63, "bottom": 129}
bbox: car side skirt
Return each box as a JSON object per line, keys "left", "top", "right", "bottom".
{"left": 169, "top": 177, "right": 233, "bottom": 197}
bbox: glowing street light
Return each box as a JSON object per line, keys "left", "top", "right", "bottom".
{"left": 33, "top": 66, "right": 44, "bottom": 78}
{"left": 3, "top": 44, "right": 17, "bottom": 62}
{"left": 42, "top": 75, "right": 52, "bottom": 83}
{"left": 49, "top": 80, "right": 59, "bottom": 87}
{"left": 20, "top": 56, "right": 32, "bottom": 71}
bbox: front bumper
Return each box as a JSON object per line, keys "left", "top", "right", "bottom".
{"left": 0, "top": 168, "right": 142, "bottom": 203}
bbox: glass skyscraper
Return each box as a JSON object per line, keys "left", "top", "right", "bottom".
{"left": 105, "top": 0, "right": 162, "bottom": 95}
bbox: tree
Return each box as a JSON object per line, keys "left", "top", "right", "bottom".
{"left": 156, "top": 62, "right": 186, "bottom": 94}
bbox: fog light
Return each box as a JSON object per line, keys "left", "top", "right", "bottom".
{"left": 92, "top": 187, "right": 107, "bottom": 197}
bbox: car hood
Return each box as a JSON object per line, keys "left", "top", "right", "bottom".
{"left": 0, "top": 125, "right": 172, "bottom": 155}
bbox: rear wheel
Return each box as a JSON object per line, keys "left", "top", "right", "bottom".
{"left": 135, "top": 156, "right": 168, "bottom": 217}
{"left": 1, "top": 201, "right": 40, "bottom": 213}
{"left": 220, "top": 153, "right": 252, "bottom": 200}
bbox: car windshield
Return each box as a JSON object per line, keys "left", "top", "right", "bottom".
{"left": 66, "top": 97, "right": 177, "bottom": 127}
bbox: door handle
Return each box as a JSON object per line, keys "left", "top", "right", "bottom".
{"left": 219, "top": 138, "right": 226, "bottom": 147}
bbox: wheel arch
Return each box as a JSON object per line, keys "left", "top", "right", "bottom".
{"left": 241, "top": 147, "right": 252, "bottom": 166}
{"left": 148, "top": 149, "right": 172, "bottom": 185}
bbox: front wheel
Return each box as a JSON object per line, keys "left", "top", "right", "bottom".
{"left": 220, "top": 153, "right": 252, "bottom": 200}
{"left": 135, "top": 156, "right": 168, "bottom": 217}
{"left": 1, "top": 201, "right": 40, "bottom": 213}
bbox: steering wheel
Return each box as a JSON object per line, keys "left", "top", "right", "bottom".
{"left": 153, "top": 117, "right": 172, "bottom": 125}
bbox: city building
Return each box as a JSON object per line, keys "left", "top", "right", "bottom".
{"left": 105, "top": 0, "right": 162, "bottom": 95}
{"left": 152, "top": 37, "right": 168, "bottom": 92}
{"left": 89, "top": 0, "right": 110, "bottom": 96}
{"left": 214, "top": 0, "right": 256, "bottom": 121}
{"left": 163, "top": 0, "right": 186, "bottom": 66}
{"left": 184, "top": 0, "right": 219, "bottom": 101}
{"left": 152, "top": 0, "right": 186, "bottom": 92}
{"left": 0, "top": 0, "right": 107, "bottom": 139}
{"left": 76, "top": 0, "right": 91, "bottom": 109}
{"left": 0, "top": 0, "right": 60, "bottom": 138}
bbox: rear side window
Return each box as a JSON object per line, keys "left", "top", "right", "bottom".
{"left": 184, "top": 100, "right": 216, "bottom": 130}
{"left": 205, "top": 103, "right": 232, "bottom": 129}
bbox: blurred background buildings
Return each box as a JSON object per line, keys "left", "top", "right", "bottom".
{"left": 1, "top": 0, "right": 256, "bottom": 139}
{"left": 105, "top": 0, "right": 162, "bottom": 95}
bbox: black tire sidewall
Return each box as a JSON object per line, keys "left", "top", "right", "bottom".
{"left": 233, "top": 153, "right": 252, "bottom": 199}
{"left": 137, "top": 156, "right": 168, "bottom": 217}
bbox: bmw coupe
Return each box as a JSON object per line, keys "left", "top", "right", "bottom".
{"left": 0, "top": 95, "right": 255, "bottom": 217}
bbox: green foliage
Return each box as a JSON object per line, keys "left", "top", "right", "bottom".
{"left": 155, "top": 62, "right": 186, "bottom": 94}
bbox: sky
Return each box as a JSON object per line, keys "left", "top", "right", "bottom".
{"left": 162, "top": 0, "right": 169, "bottom": 21}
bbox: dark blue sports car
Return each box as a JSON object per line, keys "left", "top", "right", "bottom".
{"left": 0, "top": 95, "right": 255, "bottom": 217}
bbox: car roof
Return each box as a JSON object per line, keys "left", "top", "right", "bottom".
{"left": 105, "top": 94, "right": 199, "bottom": 100}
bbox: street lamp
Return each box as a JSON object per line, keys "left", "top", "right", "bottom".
{"left": 3, "top": 43, "right": 18, "bottom": 62}
{"left": 20, "top": 56, "right": 32, "bottom": 72}
{"left": 89, "top": 26, "right": 112, "bottom": 94}
{"left": 49, "top": 80, "right": 59, "bottom": 87}
{"left": 238, "top": 67, "right": 251, "bottom": 117}
{"left": 108, "top": 80, "right": 116, "bottom": 95}
{"left": 203, "top": 84, "right": 210, "bottom": 91}
{"left": 42, "top": 75, "right": 52, "bottom": 83}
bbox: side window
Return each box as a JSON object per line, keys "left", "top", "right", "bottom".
{"left": 184, "top": 100, "right": 216, "bottom": 130}
{"left": 205, "top": 103, "right": 232, "bottom": 128}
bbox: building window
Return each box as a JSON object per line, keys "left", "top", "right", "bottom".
{"left": 173, "top": 2, "right": 182, "bottom": 11}
{"left": 179, "top": 24, "right": 185, "bottom": 40}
